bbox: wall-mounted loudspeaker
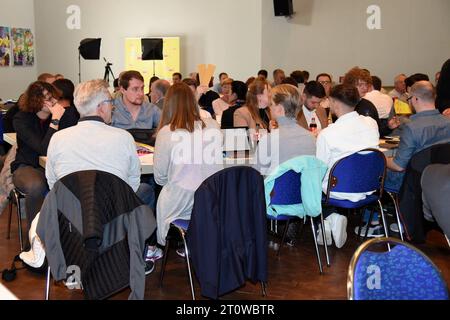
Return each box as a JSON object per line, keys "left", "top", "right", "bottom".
{"left": 273, "top": 0, "right": 294, "bottom": 17}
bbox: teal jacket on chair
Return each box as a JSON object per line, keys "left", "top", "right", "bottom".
{"left": 265, "top": 156, "right": 327, "bottom": 218}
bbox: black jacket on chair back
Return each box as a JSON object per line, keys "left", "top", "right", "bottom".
{"left": 186, "top": 166, "right": 268, "bottom": 299}
{"left": 399, "top": 143, "right": 450, "bottom": 243}
{"left": 37, "top": 170, "right": 156, "bottom": 300}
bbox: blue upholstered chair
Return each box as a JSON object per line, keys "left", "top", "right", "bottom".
{"left": 347, "top": 237, "right": 449, "bottom": 300}
{"left": 267, "top": 170, "right": 329, "bottom": 274}
{"left": 323, "top": 148, "right": 389, "bottom": 239}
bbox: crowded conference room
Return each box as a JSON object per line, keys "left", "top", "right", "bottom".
{"left": 0, "top": 0, "right": 449, "bottom": 302}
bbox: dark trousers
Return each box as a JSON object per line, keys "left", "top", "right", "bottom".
{"left": 12, "top": 165, "right": 48, "bottom": 238}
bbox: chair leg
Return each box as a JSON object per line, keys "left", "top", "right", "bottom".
{"left": 319, "top": 213, "right": 330, "bottom": 267}
{"left": 364, "top": 207, "right": 375, "bottom": 241}
{"left": 310, "top": 217, "right": 323, "bottom": 274}
{"left": 6, "top": 196, "right": 13, "bottom": 240}
{"left": 158, "top": 238, "right": 171, "bottom": 288}
{"left": 277, "top": 219, "right": 291, "bottom": 257}
{"left": 181, "top": 231, "right": 195, "bottom": 300}
{"left": 357, "top": 207, "right": 366, "bottom": 240}
{"left": 387, "top": 191, "right": 404, "bottom": 241}
{"left": 378, "top": 200, "right": 391, "bottom": 251}
{"left": 15, "top": 191, "right": 24, "bottom": 252}
{"left": 445, "top": 235, "right": 450, "bottom": 248}
{"left": 260, "top": 281, "right": 267, "bottom": 297}
{"left": 45, "top": 266, "right": 51, "bottom": 300}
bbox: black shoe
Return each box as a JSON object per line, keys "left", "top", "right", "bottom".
{"left": 145, "top": 260, "right": 155, "bottom": 275}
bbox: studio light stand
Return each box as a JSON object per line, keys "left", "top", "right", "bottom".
{"left": 103, "top": 57, "right": 116, "bottom": 84}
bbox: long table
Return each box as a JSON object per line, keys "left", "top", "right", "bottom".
{"left": 3, "top": 133, "right": 253, "bottom": 175}
{"left": 3, "top": 133, "right": 398, "bottom": 173}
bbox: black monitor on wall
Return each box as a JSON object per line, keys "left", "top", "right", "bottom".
{"left": 273, "top": 0, "right": 294, "bottom": 16}
{"left": 141, "top": 38, "right": 163, "bottom": 60}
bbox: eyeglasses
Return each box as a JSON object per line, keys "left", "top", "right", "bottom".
{"left": 98, "top": 99, "right": 115, "bottom": 110}
{"left": 406, "top": 95, "right": 414, "bottom": 102}
{"left": 356, "top": 81, "right": 369, "bottom": 87}
{"left": 319, "top": 81, "right": 331, "bottom": 85}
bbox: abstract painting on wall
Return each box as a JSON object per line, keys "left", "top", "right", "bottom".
{"left": 12, "top": 28, "right": 34, "bottom": 66}
{"left": 0, "top": 26, "right": 11, "bottom": 67}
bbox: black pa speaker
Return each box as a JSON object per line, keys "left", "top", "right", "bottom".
{"left": 273, "top": 0, "right": 294, "bottom": 16}
{"left": 141, "top": 38, "right": 164, "bottom": 60}
{"left": 78, "top": 38, "right": 101, "bottom": 60}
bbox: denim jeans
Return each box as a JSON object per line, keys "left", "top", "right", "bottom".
{"left": 384, "top": 169, "right": 405, "bottom": 193}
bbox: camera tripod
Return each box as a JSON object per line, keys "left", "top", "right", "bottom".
{"left": 103, "top": 57, "right": 116, "bottom": 84}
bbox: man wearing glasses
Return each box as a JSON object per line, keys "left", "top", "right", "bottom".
{"left": 317, "top": 73, "right": 333, "bottom": 118}
{"left": 385, "top": 81, "right": 450, "bottom": 192}
{"left": 45, "top": 79, "right": 157, "bottom": 275}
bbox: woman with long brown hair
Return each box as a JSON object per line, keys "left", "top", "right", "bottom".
{"left": 153, "top": 82, "right": 223, "bottom": 246}
{"left": 234, "top": 78, "right": 272, "bottom": 130}
{"left": 11, "top": 81, "right": 66, "bottom": 239}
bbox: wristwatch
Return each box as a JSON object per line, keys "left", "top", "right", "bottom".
{"left": 50, "top": 119, "right": 60, "bottom": 126}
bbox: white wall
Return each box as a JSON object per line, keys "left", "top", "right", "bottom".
{"left": 34, "top": 0, "right": 262, "bottom": 86}
{"left": 0, "top": 0, "right": 37, "bottom": 100}
{"left": 261, "top": 0, "right": 450, "bottom": 85}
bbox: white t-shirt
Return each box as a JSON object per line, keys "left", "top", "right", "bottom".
{"left": 316, "top": 111, "right": 380, "bottom": 202}
{"left": 364, "top": 90, "right": 393, "bottom": 119}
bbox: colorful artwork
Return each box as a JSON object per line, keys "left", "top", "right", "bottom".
{"left": 125, "top": 37, "right": 180, "bottom": 88}
{"left": 11, "top": 28, "right": 34, "bottom": 66}
{"left": 0, "top": 27, "right": 11, "bottom": 67}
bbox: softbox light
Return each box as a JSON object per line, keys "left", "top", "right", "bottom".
{"left": 141, "top": 38, "right": 163, "bottom": 60}
{"left": 79, "top": 38, "right": 101, "bottom": 60}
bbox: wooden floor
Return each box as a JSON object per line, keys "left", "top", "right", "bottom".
{"left": 0, "top": 205, "right": 448, "bottom": 300}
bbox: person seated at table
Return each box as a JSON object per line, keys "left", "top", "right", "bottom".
{"left": 182, "top": 78, "right": 213, "bottom": 119}
{"left": 45, "top": 79, "right": 158, "bottom": 272}
{"left": 150, "top": 79, "right": 170, "bottom": 111}
{"left": 11, "top": 81, "right": 66, "bottom": 239}
{"left": 220, "top": 81, "right": 248, "bottom": 129}
{"left": 385, "top": 81, "right": 450, "bottom": 192}
{"left": 52, "top": 78, "right": 80, "bottom": 130}
{"left": 316, "top": 84, "right": 379, "bottom": 248}
{"left": 234, "top": 78, "right": 272, "bottom": 131}
{"left": 296, "top": 81, "right": 328, "bottom": 135}
{"left": 212, "top": 78, "right": 233, "bottom": 118}
{"left": 343, "top": 67, "right": 381, "bottom": 131}
{"left": 153, "top": 82, "right": 223, "bottom": 246}
{"left": 111, "top": 70, "right": 161, "bottom": 129}
{"left": 255, "top": 84, "right": 316, "bottom": 175}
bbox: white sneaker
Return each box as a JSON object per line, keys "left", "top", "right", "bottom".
{"left": 329, "top": 213, "right": 348, "bottom": 249}
{"left": 390, "top": 223, "right": 403, "bottom": 234}
{"left": 317, "top": 219, "right": 332, "bottom": 246}
{"left": 145, "top": 246, "right": 164, "bottom": 262}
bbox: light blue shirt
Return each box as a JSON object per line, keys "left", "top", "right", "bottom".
{"left": 112, "top": 96, "right": 161, "bottom": 129}
{"left": 394, "top": 110, "right": 450, "bottom": 169}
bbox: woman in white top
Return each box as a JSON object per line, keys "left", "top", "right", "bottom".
{"left": 153, "top": 83, "right": 223, "bottom": 245}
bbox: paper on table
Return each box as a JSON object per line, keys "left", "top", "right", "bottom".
{"left": 394, "top": 99, "right": 412, "bottom": 115}
{"left": 198, "top": 64, "right": 216, "bottom": 86}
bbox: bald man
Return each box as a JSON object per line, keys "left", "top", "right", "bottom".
{"left": 385, "top": 81, "right": 450, "bottom": 191}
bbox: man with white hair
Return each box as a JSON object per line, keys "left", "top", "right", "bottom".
{"left": 389, "top": 74, "right": 408, "bottom": 102}
{"left": 150, "top": 79, "right": 171, "bottom": 110}
{"left": 46, "top": 79, "right": 156, "bottom": 274}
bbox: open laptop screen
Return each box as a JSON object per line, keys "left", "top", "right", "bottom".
{"left": 222, "top": 127, "right": 250, "bottom": 152}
